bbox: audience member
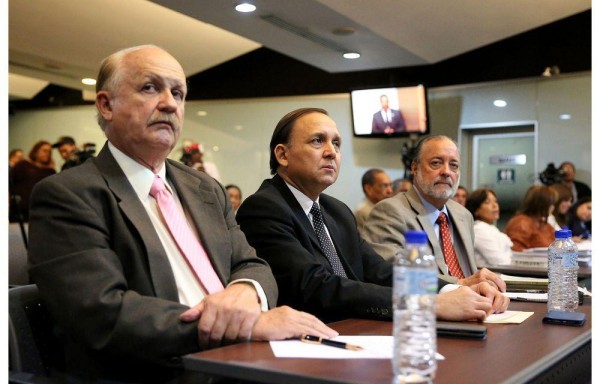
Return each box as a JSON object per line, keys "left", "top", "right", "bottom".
{"left": 28, "top": 45, "right": 335, "bottom": 383}
{"left": 237, "top": 109, "right": 508, "bottom": 324}
{"left": 9, "top": 148, "right": 24, "bottom": 169}
{"left": 179, "top": 142, "right": 221, "bottom": 182}
{"left": 9, "top": 140, "right": 56, "bottom": 222}
{"left": 364, "top": 135, "right": 505, "bottom": 289}
{"left": 567, "top": 196, "right": 591, "bottom": 240}
{"left": 371, "top": 94, "right": 406, "bottom": 134}
{"left": 465, "top": 189, "right": 513, "bottom": 266}
{"left": 548, "top": 183, "right": 573, "bottom": 230}
{"left": 452, "top": 185, "right": 468, "bottom": 206}
{"left": 503, "top": 185, "right": 556, "bottom": 251}
{"left": 559, "top": 161, "right": 591, "bottom": 202}
{"left": 392, "top": 177, "right": 412, "bottom": 195}
{"left": 354, "top": 168, "right": 393, "bottom": 235}
{"left": 52, "top": 136, "right": 96, "bottom": 170}
{"left": 225, "top": 184, "right": 243, "bottom": 214}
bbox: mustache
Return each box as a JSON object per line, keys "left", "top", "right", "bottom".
{"left": 148, "top": 114, "right": 179, "bottom": 127}
{"left": 433, "top": 177, "right": 454, "bottom": 187}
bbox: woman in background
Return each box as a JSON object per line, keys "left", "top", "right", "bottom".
{"left": 225, "top": 184, "right": 243, "bottom": 215}
{"left": 548, "top": 183, "right": 573, "bottom": 230}
{"left": 465, "top": 188, "right": 513, "bottom": 266}
{"left": 452, "top": 185, "right": 468, "bottom": 206}
{"left": 503, "top": 185, "right": 556, "bottom": 251}
{"left": 567, "top": 196, "right": 592, "bottom": 241}
{"left": 9, "top": 140, "right": 56, "bottom": 221}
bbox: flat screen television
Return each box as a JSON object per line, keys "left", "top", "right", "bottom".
{"left": 350, "top": 85, "right": 429, "bottom": 137}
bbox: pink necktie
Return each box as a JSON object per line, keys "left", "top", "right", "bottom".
{"left": 436, "top": 212, "right": 464, "bottom": 279}
{"left": 150, "top": 175, "right": 224, "bottom": 294}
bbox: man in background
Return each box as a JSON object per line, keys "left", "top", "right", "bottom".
{"left": 28, "top": 45, "right": 334, "bottom": 383}
{"left": 559, "top": 161, "right": 591, "bottom": 202}
{"left": 364, "top": 135, "right": 506, "bottom": 289}
{"left": 52, "top": 136, "right": 95, "bottom": 170}
{"left": 371, "top": 94, "right": 406, "bottom": 134}
{"left": 237, "top": 109, "right": 508, "bottom": 324}
{"left": 354, "top": 168, "right": 393, "bottom": 236}
{"left": 392, "top": 177, "right": 412, "bottom": 195}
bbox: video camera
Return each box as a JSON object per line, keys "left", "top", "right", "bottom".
{"left": 539, "top": 162, "right": 565, "bottom": 186}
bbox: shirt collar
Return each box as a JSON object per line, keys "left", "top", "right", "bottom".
{"left": 413, "top": 185, "right": 448, "bottom": 225}
{"left": 284, "top": 180, "right": 319, "bottom": 216}
{"left": 107, "top": 142, "right": 168, "bottom": 200}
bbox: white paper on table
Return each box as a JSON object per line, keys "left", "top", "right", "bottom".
{"left": 270, "top": 336, "right": 444, "bottom": 360}
{"left": 484, "top": 310, "right": 534, "bottom": 324}
{"left": 501, "top": 274, "right": 548, "bottom": 283}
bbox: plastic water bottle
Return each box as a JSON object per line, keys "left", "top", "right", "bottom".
{"left": 393, "top": 230, "right": 437, "bottom": 383}
{"left": 547, "top": 229, "right": 579, "bottom": 312}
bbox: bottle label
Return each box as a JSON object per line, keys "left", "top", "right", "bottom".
{"left": 394, "top": 266, "right": 437, "bottom": 295}
{"left": 561, "top": 252, "right": 578, "bottom": 268}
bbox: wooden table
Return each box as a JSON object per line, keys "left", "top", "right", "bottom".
{"left": 183, "top": 300, "right": 591, "bottom": 384}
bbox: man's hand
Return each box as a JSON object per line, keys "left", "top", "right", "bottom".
{"left": 437, "top": 286, "right": 493, "bottom": 321}
{"left": 252, "top": 306, "right": 338, "bottom": 341}
{"left": 179, "top": 283, "right": 261, "bottom": 349}
{"left": 469, "top": 282, "right": 510, "bottom": 314}
{"left": 458, "top": 268, "right": 506, "bottom": 292}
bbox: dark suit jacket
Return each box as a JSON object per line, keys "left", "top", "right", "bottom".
{"left": 236, "top": 174, "right": 393, "bottom": 323}
{"left": 27, "top": 143, "right": 277, "bottom": 382}
{"left": 371, "top": 108, "right": 406, "bottom": 133}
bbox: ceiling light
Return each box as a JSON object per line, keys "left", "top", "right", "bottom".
{"left": 560, "top": 114, "right": 572, "bottom": 120}
{"left": 343, "top": 52, "right": 360, "bottom": 59}
{"left": 196, "top": 111, "right": 208, "bottom": 116}
{"left": 81, "top": 78, "right": 96, "bottom": 85}
{"left": 493, "top": 99, "right": 507, "bottom": 108}
{"left": 212, "top": 146, "right": 220, "bottom": 152}
{"left": 235, "top": 3, "right": 256, "bottom": 13}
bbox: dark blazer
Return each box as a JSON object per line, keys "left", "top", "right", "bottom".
{"left": 27, "top": 143, "right": 277, "bottom": 382}
{"left": 236, "top": 174, "right": 393, "bottom": 323}
{"left": 371, "top": 108, "right": 406, "bottom": 133}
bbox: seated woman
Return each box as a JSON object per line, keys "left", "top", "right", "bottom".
{"left": 567, "top": 196, "right": 592, "bottom": 241}
{"left": 465, "top": 189, "right": 513, "bottom": 266}
{"left": 548, "top": 183, "right": 573, "bottom": 230}
{"left": 503, "top": 185, "right": 556, "bottom": 251}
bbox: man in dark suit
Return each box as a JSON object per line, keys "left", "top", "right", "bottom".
{"left": 236, "top": 108, "right": 508, "bottom": 324}
{"left": 371, "top": 94, "right": 406, "bottom": 134}
{"left": 27, "top": 45, "right": 334, "bottom": 383}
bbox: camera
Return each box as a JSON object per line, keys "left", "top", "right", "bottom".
{"left": 63, "top": 144, "right": 96, "bottom": 170}
{"left": 539, "top": 163, "right": 564, "bottom": 186}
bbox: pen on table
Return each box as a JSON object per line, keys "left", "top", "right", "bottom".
{"left": 299, "top": 334, "right": 364, "bottom": 351}
{"left": 506, "top": 289, "right": 546, "bottom": 294}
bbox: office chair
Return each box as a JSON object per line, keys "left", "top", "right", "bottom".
{"left": 9, "top": 284, "right": 66, "bottom": 382}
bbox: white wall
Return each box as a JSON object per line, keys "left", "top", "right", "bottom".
{"left": 9, "top": 73, "right": 591, "bottom": 211}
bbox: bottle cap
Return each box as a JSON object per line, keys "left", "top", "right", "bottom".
{"left": 405, "top": 230, "right": 427, "bottom": 244}
{"left": 555, "top": 229, "right": 572, "bottom": 239}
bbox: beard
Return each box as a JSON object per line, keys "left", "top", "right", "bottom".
{"left": 415, "top": 173, "right": 459, "bottom": 201}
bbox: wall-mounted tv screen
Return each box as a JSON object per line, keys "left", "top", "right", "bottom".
{"left": 350, "top": 85, "right": 429, "bottom": 137}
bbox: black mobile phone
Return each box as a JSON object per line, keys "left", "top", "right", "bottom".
{"left": 542, "top": 311, "right": 586, "bottom": 326}
{"left": 436, "top": 322, "right": 487, "bottom": 339}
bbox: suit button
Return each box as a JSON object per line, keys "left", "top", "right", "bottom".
{"left": 381, "top": 308, "right": 389, "bottom": 316}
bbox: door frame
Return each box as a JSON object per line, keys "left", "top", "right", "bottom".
{"left": 457, "top": 120, "right": 538, "bottom": 191}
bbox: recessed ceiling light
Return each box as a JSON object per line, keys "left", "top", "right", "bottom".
{"left": 235, "top": 3, "right": 256, "bottom": 13}
{"left": 212, "top": 146, "right": 220, "bottom": 152}
{"left": 560, "top": 114, "right": 572, "bottom": 120}
{"left": 81, "top": 78, "right": 96, "bottom": 85}
{"left": 196, "top": 111, "right": 208, "bottom": 116}
{"left": 234, "top": 125, "right": 243, "bottom": 131}
{"left": 493, "top": 99, "right": 507, "bottom": 108}
{"left": 343, "top": 52, "right": 360, "bottom": 59}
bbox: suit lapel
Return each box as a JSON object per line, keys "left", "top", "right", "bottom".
{"left": 166, "top": 162, "right": 227, "bottom": 284}
{"left": 94, "top": 144, "right": 179, "bottom": 301}
{"left": 405, "top": 189, "right": 448, "bottom": 275}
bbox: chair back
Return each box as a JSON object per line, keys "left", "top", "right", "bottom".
{"left": 9, "top": 223, "right": 29, "bottom": 286}
{"left": 9, "top": 284, "right": 65, "bottom": 377}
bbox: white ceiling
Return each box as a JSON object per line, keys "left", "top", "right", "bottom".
{"left": 9, "top": 0, "right": 591, "bottom": 100}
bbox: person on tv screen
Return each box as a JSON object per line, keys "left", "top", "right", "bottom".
{"left": 371, "top": 94, "right": 406, "bottom": 134}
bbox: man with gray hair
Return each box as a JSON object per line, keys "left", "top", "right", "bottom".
{"left": 363, "top": 135, "right": 506, "bottom": 289}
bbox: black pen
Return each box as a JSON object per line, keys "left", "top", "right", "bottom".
{"left": 507, "top": 289, "right": 546, "bottom": 294}
{"left": 299, "top": 334, "right": 364, "bottom": 351}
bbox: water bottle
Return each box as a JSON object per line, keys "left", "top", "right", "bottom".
{"left": 393, "top": 230, "right": 437, "bottom": 383}
{"left": 547, "top": 229, "right": 579, "bottom": 312}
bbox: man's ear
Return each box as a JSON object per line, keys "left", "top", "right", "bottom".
{"left": 411, "top": 162, "right": 418, "bottom": 177}
{"left": 274, "top": 144, "right": 288, "bottom": 168}
{"left": 96, "top": 91, "right": 113, "bottom": 122}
